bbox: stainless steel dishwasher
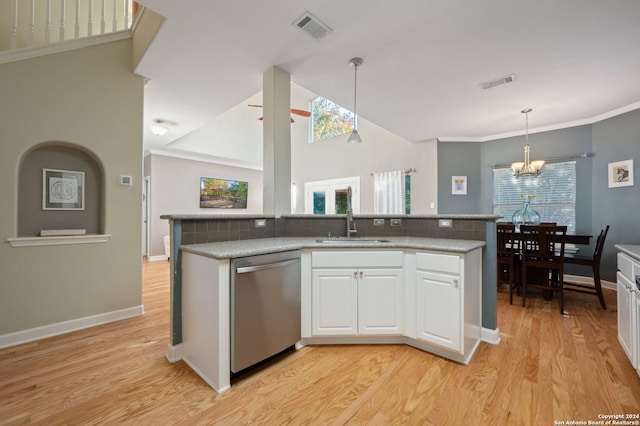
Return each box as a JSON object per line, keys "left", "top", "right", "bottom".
{"left": 231, "top": 250, "right": 301, "bottom": 374}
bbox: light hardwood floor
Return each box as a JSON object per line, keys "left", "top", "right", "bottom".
{"left": 1, "top": 260, "right": 639, "bottom": 425}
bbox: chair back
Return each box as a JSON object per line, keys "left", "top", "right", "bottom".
{"left": 520, "top": 225, "right": 567, "bottom": 260}
{"left": 592, "top": 225, "right": 610, "bottom": 263}
{"left": 497, "top": 223, "right": 517, "bottom": 256}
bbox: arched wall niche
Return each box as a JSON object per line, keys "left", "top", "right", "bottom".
{"left": 18, "top": 142, "right": 104, "bottom": 237}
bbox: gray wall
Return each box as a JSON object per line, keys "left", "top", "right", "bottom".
{"left": 440, "top": 110, "right": 640, "bottom": 281}
{"left": 591, "top": 110, "right": 640, "bottom": 280}
{"left": 0, "top": 40, "right": 144, "bottom": 335}
{"left": 438, "top": 142, "right": 482, "bottom": 214}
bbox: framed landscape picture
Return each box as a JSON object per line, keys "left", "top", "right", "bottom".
{"left": 608, "top": 159, "right": 634, "bottom": 188}
{"left": 42, "top": 168, "right": 85, "bottom": 210}
{"left": 200, "top": 177, "right": 248, "bottom": 208}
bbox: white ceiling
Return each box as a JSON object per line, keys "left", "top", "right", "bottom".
{"left": 136, "top": 0, "right": 640, "bottom": 157}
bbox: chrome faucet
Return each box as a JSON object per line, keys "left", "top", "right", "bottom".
{"left": 346, "top": 186, "right": 357, "bottom": 237}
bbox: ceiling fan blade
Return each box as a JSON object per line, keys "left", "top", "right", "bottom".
{"left": 290, "top": 108, "right": 311, "bottom": 117}
{"left": 249, "top": 104, "right": 310, "bottom": 117}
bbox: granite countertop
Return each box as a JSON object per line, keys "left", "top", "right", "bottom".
{"left": 161, "top": 213, "right": 501, "bottom": 221}
{"left": 180, "top": 236, "right": 486, "bottom": 260}
{"left": 615, "top": 244, "right": 640, "bottom": 262}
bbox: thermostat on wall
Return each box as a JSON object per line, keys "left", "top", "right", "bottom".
{"left": 119, "top": 175, "right": 133, "bottom": 186}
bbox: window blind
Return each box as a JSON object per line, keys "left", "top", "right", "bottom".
{"left": 493, "top": 161, "right": 576, "bottom": 234}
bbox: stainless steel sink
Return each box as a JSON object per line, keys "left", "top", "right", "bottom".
{"left": 315, "top": 238, "right": 391, "bottom": 244}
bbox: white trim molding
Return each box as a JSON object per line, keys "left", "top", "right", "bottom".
{"left": 6, "top": 234, "right": 111, "bottom": 247}
{"left": 482, "top": 327, "right": 501, "bottom": 345}
{"left": 166, "top": 343, "right": 184, "bottom": 363}
{"left": 0, "top": 304, "right": 144, "bottom": 349}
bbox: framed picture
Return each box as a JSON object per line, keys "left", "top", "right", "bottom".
{"left": 43, "top": 168, "right": 85, "bottom": 210}
{"left": 608, "top": 159, "right": 634, "bottom": 188}
{"left": 200, "top": 177, "right": 248, "bottom": 209}
{"left": 452, "top": 176, "right": 467, "bottom": 195}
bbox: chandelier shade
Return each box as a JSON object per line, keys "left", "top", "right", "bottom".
{"left": 511, "top": 108, "right": 544, "bottom": 177}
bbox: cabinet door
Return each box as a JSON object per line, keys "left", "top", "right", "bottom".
{"left": 312, "top": 269, "right": 358, "bottom": 335}
{"left": 358, "top": 269, "right": 403, "bottom": 335}
{"left": 617, "top": 272, "right": 634, "bottom": 361}
{"left": 416, "top": 270, "right": 461, "bottom": 352}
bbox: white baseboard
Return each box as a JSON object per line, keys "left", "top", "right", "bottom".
{"left": 564, "top": 274, "right": 616, "bottom": 291}
{"left": 0, "top": 305, "right": 144, "bottom": 349}
{"left": 482, "top": 327, "right": 501, "bottom": 345}
{"left": 166, "top": 343, "right": 183, "bottom": 362}
{"left": 148, "top": 254, "right": 170, "bottom": 262}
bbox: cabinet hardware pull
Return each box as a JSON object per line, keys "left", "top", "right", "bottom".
{"left": 453, "top": 278, "right": 459, "bottom": 288}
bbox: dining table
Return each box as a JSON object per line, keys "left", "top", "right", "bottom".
{"left": 509, "top": 227, "right": 592, "bottom": 301}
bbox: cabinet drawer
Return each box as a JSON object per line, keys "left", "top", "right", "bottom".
{"left": 312, "top": 251, "right": 403, "bottom": 268}
{"left": 416, "top": 252, "right": 460, "bottom": 274}
{"left": 618, "top": 253, "right": 635, "bottom": 282}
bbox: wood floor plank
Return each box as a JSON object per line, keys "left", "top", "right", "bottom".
{"left": 0, "top": 260, "right": 638, "bottom": 425}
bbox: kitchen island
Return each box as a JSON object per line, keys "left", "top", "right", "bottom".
{"left": 177, "top": 236, "right": 487, "bottom": 392}
{"left": 615, "top": 244, "right": 640, "bottom": 377}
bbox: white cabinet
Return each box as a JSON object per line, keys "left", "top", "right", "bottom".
{"left": 410, "top": 249, "right": 482, "bottom": 361}
{"left": 617, "top": 251, "right": 639, "bottom": 372}
{"left": 312, "top": 269, "right": 358, "bottom": 335}
{"left": 416, "top": 269, "right": 461, "bottom": 351}
{"left": 311, "top": 251, "right": 404, "bottom": 336}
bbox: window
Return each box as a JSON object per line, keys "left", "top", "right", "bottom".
{"left": 310, "top": 96, "right": 354, "bottom": 143}
{"left": 493, "top": 161, "right": 576, "bottom": 234}
{"left": 304, "top": 176, "right": 360, "bottom": 214}
{"left": 405, "top": 174, "right": 411, "bottom": 214}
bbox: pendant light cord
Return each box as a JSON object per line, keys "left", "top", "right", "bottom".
{"left": 353, "top": 63, "right": 358, "bottom": 130}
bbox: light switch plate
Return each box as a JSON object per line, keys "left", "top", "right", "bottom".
{"left": 439, "top": 219, "right": 453, "bottom": 228}
{"left": 119, "top": 175, "right": 133, "bottom": 186}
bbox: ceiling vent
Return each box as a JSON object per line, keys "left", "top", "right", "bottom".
{"left": 480, "top": 74, "right": 517, "bottom": 90}
{"left": 293, "top": 12, "right": 332, "bottom": 39}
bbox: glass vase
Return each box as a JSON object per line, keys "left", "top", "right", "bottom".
{"left": 511, "top": 201, "right": 541, "bottom": 229}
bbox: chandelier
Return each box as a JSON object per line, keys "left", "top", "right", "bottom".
{"left": 511, "top": 108, "right": 544, "bottom": 177}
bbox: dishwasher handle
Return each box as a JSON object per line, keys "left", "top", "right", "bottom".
{"left": 235, "top": 258, "right": 300, "bottom": 274}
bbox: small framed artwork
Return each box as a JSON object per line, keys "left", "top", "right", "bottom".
{"left": 43, "top": 168, "right": 85, "bottom": 210}
{"left": 452, "top": 176, "right": 467, "bottom": 195}
{"left": 608, "top": 159, "right": 634, "bottom": 188}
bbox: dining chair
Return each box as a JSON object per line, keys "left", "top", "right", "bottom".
{"left": 562, "top": 225, "right": 609, "bottom": 309}
{"left": 519, "top": 225, "right": 567, "bottom": 314}
{"left": 497, "top": 223, "right": 520, "bottom": 304}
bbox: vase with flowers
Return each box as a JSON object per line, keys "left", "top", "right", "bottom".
{"left": 511, "top": 194, "right": 541, "bottom": 229}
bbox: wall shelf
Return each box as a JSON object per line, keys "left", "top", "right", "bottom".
{"left": 6, "top": 235, "right": 111, "bottom": 248}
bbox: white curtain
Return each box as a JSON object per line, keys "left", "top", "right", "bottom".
{"left": 373, "top": 170, "right": 405, "bottom": 214}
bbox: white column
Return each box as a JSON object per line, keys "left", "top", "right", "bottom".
{"left": 10, "top": 0, "right": 18, "bottom": 50}
{"left": 262, "top": 67, "right": 292, "bottom": 216}
{"left": 45, "top": 0, "right": 52, "bottom": 43}
{"left": 74, "top": 0, "right": 80, "bottom": 38}
{"left": 112, "top": 0, "right": 118, "bottom": 31}
{"left": 124, "top": 0, "right": 130, "bottom": 28}
{"left": 27, "top": 0, "right": 35, "bottom": 47}
{"left": 100, "top": 0, "right": 106, "bottom": 33}
{"left": 88, "top": 0, "right": 94, "bottom": 36}
{"left": 59, "top": 0, "right": 66, "bottom": 41}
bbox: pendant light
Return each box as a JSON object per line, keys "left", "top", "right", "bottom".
{"left": 511, "top": 108, "right": 544, "bottom": 177}
{"left": 347, "top": 57, "right": 363, "bottom": 144}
